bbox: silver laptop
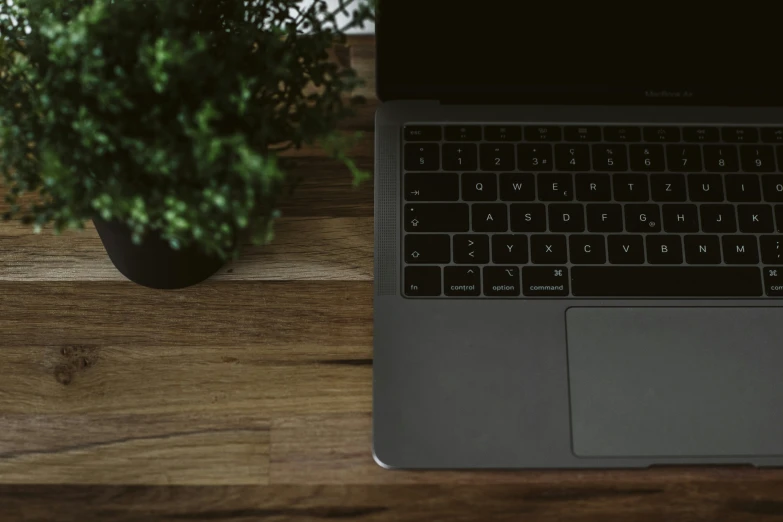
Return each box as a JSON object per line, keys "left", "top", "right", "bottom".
{"left": 373, "top": 1, "right": 783, "bottom": 468}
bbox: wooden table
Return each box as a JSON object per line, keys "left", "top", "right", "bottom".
{"left": 2, "top": 36, "right": 783, "bottom": 522}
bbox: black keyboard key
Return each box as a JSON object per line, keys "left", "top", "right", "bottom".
{"left": 703, "top": 145, "right": 739, "bottom": 172}
{"left": 500, "top": 173, "right": 536, "bottom": 201}
{"left": 483, "top": 266, "right": 520, "bottom": 296}
{"left": 453, "top": 234, "right": 490, "bottom": 264}
{"left": 538, "top": 173, "right": 573, "bottom": 201}
{"left": 646, "top": 235, "right": 683, "bottom": 264}
{"left": 404, "top": 143, "right": 439, "bottom": 171}
{"left": 763, "top": 175, "right": 783, "bottom": 202}
{"left": 405, "top": 203, "right": 469, "bottom": 232}
{"left": 405, "top": 173, "right": 459, "bottom": 201}
{"left": 722, "top": 236, "right": 759, "bottom": 265}
{"left": 571, "top": 267, "right": 762, "bottom": 297}
{"left": 603, "top": 126, "right": 641, "bottom": 142}
{"left": 444, "top": 125, "right": 481, "bottom": 141}
{"left": 644, "top": 126, "right": 680, "bottom": 142}
{"left": 591, "top": 144, "right": 628, "bottom": 171}
{"left": 555, "top": 144, "right": 590, "bottom": 171}
{"left": 651, "top": 174, "right": 687, "bottom": 202}
{"left": 480, "top": 144, "right": 515, "bottom": 171}
{"left": 525, "top": 125, "right": 562, "bottom": 142}
{"left": 442, "top": 143, "right": 477, "bottom": 171}
{"left": 726, "top": 174, "right": 762, "bottom": 202}
{"left": 608, "top": 235, "right": 645, "bottom": 264}
{"left": 763, "top": 266, "right": 783, "bottom": 296}
{"left": 492, "top": 234, "right": 529, "bottom": 264}
{"left": 517, "top": 144, "right": 553, "bottom": 171}
{"left": 683, "top": 126, "right": 720, "bottom": 143}
{"left": 549, "top": 203, "right": 585, "bottom": 232}
{"left": 564, "top": 126, "right": 601, "bottom": 142}
{"left": 472, "top": 203, "right": 508, "bottom": 232}
{"left": 484, "top": 125, "right": 522, "bottom": 141}
{"left": 462, "top": 173, "right": 498, "bottom": 201}
{"left": 510, "top": 203, "right": 546, "bottom": 232}
{"left": 688, "top": 174, "right": 724, "bottom": 202}
{"left": 761, "top": 127, "right": 783, "bottom": 143}
{"left": 404, "top": 126, "right": 442, "bottom": 141}
{"left": 587, "top": 204, "right": 623, "bottom": 232}
{"left": 738, "top": 204, "right": 774, "bottom": 233}
{"left": 405, "top": 234, "right": 451, "bottom": 264}
{"left": 629, "top": 145, "right": 665, "bottom": 171}
{"left": 740, "top": 145, "right": 776, "bottom": 172}
{"left": 624, "top": 204, "right": 661, "bottom": 233}
{"left": 722, "top": 127, "right": 759, "bottom": 143}
{"left": 700, "top": 204, "right": 737, "bottom": 233}
{"left": 663, "top": 204, "right": 699, "bottom": 233}
{"left": 404, "top": 266, "right": 441, "bottom": 296}
{"left": 444, "top": 266, "right": 481, "bottom": 296}
{"left": 613, "top": 174, "right": 649, "bottom": 202}
{"left": 777, "top": 206, "right": 783, "bottom": 232}
{"left": 761, "top": 236, "right": 783, "bottom": 264}
{"left": 569, "top": 235, "right": 606, "bottom": 264}
{"left": 576, "top": 174, "right": 611, "bottom": 202}
{"left": 522, "top": 266, "right": 569, "bottom": 296}
{"left": 684, "top": 235, "right": 721, "bottom": 264}
{"left": 666, "top": 145, "right": 703, "bottom": 172}
{"left": 531, "top": 235, "right": 567, "bottom": 264}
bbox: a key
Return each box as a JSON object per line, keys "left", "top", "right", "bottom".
{"left": 537, "top": 173, "right": 573, "bottom": 201}
{"left": 510, "top": 203, "right": 546, "bottom": 232}
{"left": 629, "top": 144, "right": 665, "bottom": 171}
{"left": 700, "top": 204, "right": 737, "bottom": 233}
{"left": 404, "top": 126, "right": 442, "bottom": 141}
{"left": 591, "top": 144, "right": 628, "bottom": 171}
{"left": 738, "top": 204, "right": 774, "bottom": 233}
{"left": 608, "top": 235, "right": 645, "bottom": 264}
{"left": 683, "top": 126, "right": 720, "bottom": 143}
{"left": 483, "top": 266, "right": 521, "bottom": 296}
{"left": 624, "top": 204, "right": 661, "bottom": 233}
{"left": 492, "top": 235, "right": 529, "bottom": 264}
{"left": 522, "top": 266, "right": 569, "bottom": 296}
{"left": 684, "top": 235, "right": 721, "bottom": 264}
{"left": 484, "top": 125, "right": 522, "bottom": 141}
{"left": 569, "top": 235, "right": 606, "bottom": 264}
{"left": 517, "top": 144, "right": 553, "bottom": 171}
{"left": 555, "top": 144, "right": 590, "bottom": 171}
{"left": 462, "top": 173, "right": 498, "bottom": 201}
{"left": 776, "top": 206, "right": 783, "bottom": 232}
{"left": 576, "top": 173, "right": 612, "bottom": 201}
{"left": 405, "top": 173, "right": 459, "bottom": 201}
{"left": 549, "top": 203, "right": 585, "bottom": 232}
{"left": 564, "top": 126, "right": 601, "bottom": 142}
{"left": 453, "top": 234, "right": 490, "bottom": 264}
{"left": 688, "top": 174, "right": 724, "bottom": 202}
{"left": 472, "top": 203, "right": 508, "bottom": 232}
{"left": 480, "top": 143, "right": 515, "bottom": 171}
{"left": 722, "top": 236, "right": 759, "bottom": 265}
{"left": 444, "top": 125, "right": 482, "bottom": 141}
{"left": 444, "top": 266, "right": 481, "bottom": 296}
{"left": 666, "top": 145, "right": 703, "bottom": 172}
{"left": 703, "top": 145, "right": 739, "bottom": 172}
{"left": 500, "top": 173, "right": 536, "bottom": 201}
{"left": 587, "top": 204, "right": 623, "bottom": 232}
{"left": 761, "top": 128, "right": 783, "bottom": 143}
{"left": 740, "top": 145, "right": 776, "bottom": 172}
{"left": 760, "top": 236, "right": 783, "bottom": 264}
{"left": 530, "top": 235, "right": 568, "bottom": 264}
{"left": 613, "top": 174, "right": 649, "bottom": 202}
{"left": 404, "top": 143, "right": 439, "bottom": 171}
{"left": 525, "top": 126, "right": 562, "bottom": 142}
{"left": 663, "top": 204, "right": 699, "bottom": 233}
{"left": 644, "top": 126, "right": 680, "bottom": 142}
{"left": 762, "top": 174, "right": 783, "bottom": 202}
{"left": 763, "top": 266, "right": 783, "bottom": 296}
{"left": 726, "top": 174, "right": 762, "bottom": 202}
{"left": 603, "top": 126, "right": 641, "bottom": 142}
{"left": 405, "top": 203, "right": 469, "bottom": 232}
{"left": 404, "top": 266, "right": 441, "bottom": 296}
{"left": 722, "top": 127, "right": 759, "bottom": 143}
{"left": 405, "top": 234, "right": 451, "bottom": 264}
{"left": 650, "top": 174, "right": 687, "bottom": 202}
{"left": 442, "top": 143, "right": 477, "bottom": 171}
{"left": 646, "top": 235, "right": 683, "bottom": 264}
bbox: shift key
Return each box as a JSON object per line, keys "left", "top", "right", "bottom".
{"left": 405, "top": 203, "right": 469, "bottom": 232}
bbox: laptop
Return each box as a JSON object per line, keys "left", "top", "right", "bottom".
{"left": 372, "top": 1, "right": 783, "bottom": 469}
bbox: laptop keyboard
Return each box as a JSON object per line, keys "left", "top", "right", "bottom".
{"left": 401, "top": 123, "right": 783, "bottom": 298}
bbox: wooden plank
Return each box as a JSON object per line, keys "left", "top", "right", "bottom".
{"left": 0, "top": 414, "right": 269, "bottom": 485}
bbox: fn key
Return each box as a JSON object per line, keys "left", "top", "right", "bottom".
{"left": 404, "top": 266, "right": 441, "bottom": 296}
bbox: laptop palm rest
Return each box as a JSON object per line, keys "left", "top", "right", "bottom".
{"left": 566, "top": 307, "right": 783, "bottom": 458}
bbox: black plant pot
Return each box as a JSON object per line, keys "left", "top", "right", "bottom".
{"left": 93, "top": 218, "right": 225, "bottom": 290}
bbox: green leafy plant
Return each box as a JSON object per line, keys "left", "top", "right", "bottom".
{"left": 0, "top": 0, "right": 373, "bottom": 258}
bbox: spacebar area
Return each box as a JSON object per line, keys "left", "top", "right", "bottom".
{"left": 571, "top": 267, "right": 763, "bottom": 297}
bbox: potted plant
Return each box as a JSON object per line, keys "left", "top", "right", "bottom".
{"left": 0, "top": 0, "right": 373, "bottom": 289}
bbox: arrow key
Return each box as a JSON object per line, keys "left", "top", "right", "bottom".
{"left": 444, "top": 266, "right": 481, "bottom": 296}
{"left": 454, "top": 234, "right": 489, "bottom": 264}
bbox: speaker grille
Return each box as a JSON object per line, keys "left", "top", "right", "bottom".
{"left": 375, "top": 124, "right": 399, "bottom": 296}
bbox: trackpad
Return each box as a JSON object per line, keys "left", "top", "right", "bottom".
{"left": 566, "top": 307, "right": 783, "bottom": 458}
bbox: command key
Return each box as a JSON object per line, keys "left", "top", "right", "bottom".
{"left": 764, "top": 267, "right": 783, "bottom": 296}
{"left": 522, "top": 266, "right": 569, "bottom": 297}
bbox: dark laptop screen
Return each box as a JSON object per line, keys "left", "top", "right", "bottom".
{"left": 377, "top": 2, "right": 782, "bottom": 106}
